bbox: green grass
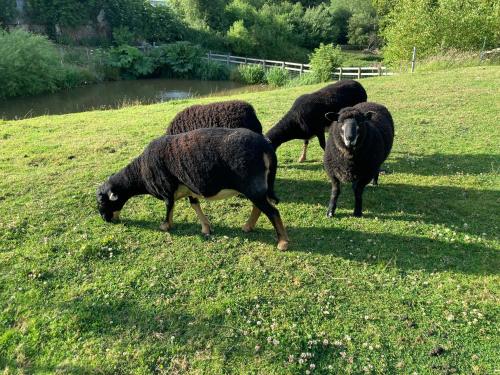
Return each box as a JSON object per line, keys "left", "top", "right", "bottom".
{"left": 1, "top": 66, "right": 499, "bottom": 374}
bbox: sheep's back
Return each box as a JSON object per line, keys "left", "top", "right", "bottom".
{"left": 151, "top": 128, "right": 272, "bottom": 197}
{"left": 166, "top": 101, "right": 262, "bottom": 135}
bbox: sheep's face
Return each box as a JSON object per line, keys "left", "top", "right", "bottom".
{"left": 339, "top": 118, "right": 360, "bottom": 148}
{"left": 96, "top": 182, "right": 125, "bottom": 222}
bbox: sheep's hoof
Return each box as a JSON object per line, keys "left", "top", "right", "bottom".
{"left": 159, "top": 222, "right": 172, "bottom": 231}
{"left": 277, "top": 240, "right": 289, "bottom": 251}
{"left": 353, "top": 212, "right": 363, "bottom": 218}
{"left": 242, "top": 223, "right": 254, "bottom": 233}
{"left": 326, "top": 210, "right": 335, "bottom": 218}
{"left": 201, "top": 226, "right": 212, "bottom": 236}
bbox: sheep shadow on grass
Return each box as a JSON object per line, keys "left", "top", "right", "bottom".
{"left": 385, "top": 152, "right": 499, "bottom": 176}
{"left": 276, "top": 177, "right": 499, "bottom": 238}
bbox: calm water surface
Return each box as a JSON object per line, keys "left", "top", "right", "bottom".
{"left": 0, "top": 79, "right": 248, "bottom": 120}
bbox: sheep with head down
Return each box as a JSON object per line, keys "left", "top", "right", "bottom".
{"left": 97, "top": 127, "right": 289, "bottom": 251}
{"left": 323, "top": 102, "right": 394, "bottom": 217}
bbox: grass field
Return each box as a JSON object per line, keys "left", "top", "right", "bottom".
{"left": 0, "top": 66, "right": 499, "bottom": 374}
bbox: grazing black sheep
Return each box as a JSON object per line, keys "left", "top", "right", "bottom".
{"left": 97, "top": 128, "right": 289, "bottom": 250}
{"left": 166, "top": 100, "right": 262, "bottom": 135}
{"left": 323, "top": 102, "right": 394, "bottom": 217}
{"left": 266, "top": 80, "right": 367, "bottom": 162}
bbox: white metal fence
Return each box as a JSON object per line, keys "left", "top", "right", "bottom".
{"left": 206, "top": 52, "right": 392, "bottom": 78}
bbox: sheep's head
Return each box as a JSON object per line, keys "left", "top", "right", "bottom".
{"left": 96, "top": 181, "right": 125, "bottom": 222}
{"left": 325, "top": 109, "right": 376, "bottom": 149}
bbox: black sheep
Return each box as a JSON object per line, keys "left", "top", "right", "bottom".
{"left": 266, "top": 80, "right": 367, "bottom": 162}
{"left": 97, "top": 128, "right": 289, "bottom": 250}
{"left": 323, "top": 102, "right": 394, "bottom": 217}
{"left": 166, "top": 100, "right": 262, "bottom": 135}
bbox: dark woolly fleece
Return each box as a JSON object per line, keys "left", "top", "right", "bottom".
{"left": 323, "top": 102, "right": 394, "bottom": 218}
{"left": 266, "top": 80, "right": 367, "bottom": 149}
{"left": 324, "top": 102, "right": 394, "bottom": 184}
{"left": 166, "top": 100, "right": 262, "bottom": 135}
{"left": 97, "top": 128, "right": 278, "bottom": 220}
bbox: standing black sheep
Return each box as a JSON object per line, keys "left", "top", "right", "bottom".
{"left": 266, "top": 80, "right": 367, "bottom": 162}
{"left": 166, "top": 100, "right": 262, "bottom": 135}
{"left": 323, "top": 102, "right": 394, "bottom": 217}
{"left": 97, "top": 128, "right": 289, "bottom": 250}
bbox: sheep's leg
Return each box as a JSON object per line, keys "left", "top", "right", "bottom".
{"left": 160, "top": 198, "right": 175, "bottom": 231}
{"left": 189, "top": 197, "right": 212, "bottom": 236}
{"left": 372, "top": 170, "right": 379, "bottom": 186}
{"left": 327, "top": 177, "right": 341, "bottom": 218}
{"left": 242, "top": 205, "right": 261, "bottom": 232}
{"left": 250, "top": 196, "right": 289, "bottom": 251}
{"left": 317, "top": 132, "right": 326, "bottom": 150}
{"left": 352, "top": 179, "right": 370, "bottom": 217}
{"left": 298, "top": 140, "right": 308, "bottom": 163}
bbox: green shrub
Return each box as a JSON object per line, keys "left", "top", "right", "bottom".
{"left": 237, "top": 64, "right": 266, "bottom": 84}
{"left": 0, "top": 29, "right": 90, "bottom": 99}
{"left": 108, "top": 45, "right": 155, "bottom": 79}
{"left": 265, "top": 67, "right": 290, "bottom": 87}
{"left": 148, "top": 42, "right": 204, "bottom": 78}
{"left": 309, "top": 43, "right": 344, "bottom": 82}
{"left": 195, "top": 61, "right": 230, "bottom": 81}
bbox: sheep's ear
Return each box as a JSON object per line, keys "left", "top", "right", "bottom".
{"left": 325, "top": 112, "right": 338, "bottom": 122}
{"left": 364, "top": 111, "right": 376, "bottom": 121}
{"left": 108, "top": 191, "right": 118, "bottom": 201}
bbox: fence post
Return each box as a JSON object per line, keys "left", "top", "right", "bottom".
{"left": 227, "top": 53, "right": 230, "bottom": 65}
{"left": 480, "top": 37, "right": 487, "bottom": 62}
{"left": 378, "top": 66, "right": 381, "bottom": 76}
{"left": 339, "top": 67, "right": 343, "bottom": 80}
{"left": 300, "top": 63, "right": 304, "bottom": 75}
{"left": 411, "top": 46, "right": 417, "bottom": 73}
{"left": 357, "top": 67, "right": 361, "bottom": 79}
{"left": 208, "top": 51, "right": 211, "bottom": 62}
{"left": 282, "top": 61, "right": 285, "bottom": 69}
{"left": 244, "top": 57, "right": 248, "bottom": 65}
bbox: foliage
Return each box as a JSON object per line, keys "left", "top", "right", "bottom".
{"left": 348, "top": 11, "right": 381, "bottom": 49}
{"left": 0, "top": 0, "right": 17, "bottom": 27}
{"left": 0, "top": 29, "right": 95, "bottom": 99}
{"left": 0, "top": 67, "right": 499, "bottom": 373}
{"left": 381, "top": 0, "right": 500, "bottom": 64}
{"left": 108, "top": 45, "right": 155, "bottom": 79}
{"left": 309, "top": 43, "right": 344, "bottom": 82}
{"left": 264, "top": 67, "right": 290, "bottom": 87}
{"left": 158, "top": 41, "right": 204, "bottom": 78}
{"left": 237, "top": 64, "right": 266, "bottom": 84}
{"left": 194, "top": 61, "right": 230, "bottom": 81}
{"left": 112, "top": 26, "right": 136, "bottom": 46}
{"left": 226, "top": 20, "right": 255, "bottom": 56}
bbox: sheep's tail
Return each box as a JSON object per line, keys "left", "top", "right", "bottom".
{"left": 266, "top": 151, "right": 280, "bottom": 204}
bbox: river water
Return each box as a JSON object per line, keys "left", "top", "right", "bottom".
{"left": 0, "top": 79, "right": 248, "bottom": 120}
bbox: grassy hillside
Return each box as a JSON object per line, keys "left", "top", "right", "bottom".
{"left": 0, "top": 66, "right": 499, "bottom": 374}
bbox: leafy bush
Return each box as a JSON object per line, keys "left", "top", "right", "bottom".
{"left": 0, "top": 29, "right": 94, "bottom": 99}
{"left": 309, "top": 43, "right": 344, "bottom": 82}
{"left": 381, "top": 0, "right": 500, "bottom": 64}
{"left": 265, "top": 67, "right": 290, "bottom": 87}
{"left": 195, "top": 61, "right": 230, "bottom": 81}
{"left": 108, "top": 45, "right": 155, "bottom": 79}
{"left": 0, "top": 0, "right": 17, "bottom": 27}
{"left": 237, "top": 64, "right": 266, "bottom": 84}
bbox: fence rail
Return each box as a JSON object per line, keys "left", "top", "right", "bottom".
{"left": 206, "top": 52, "right": 392, "bottom": 78}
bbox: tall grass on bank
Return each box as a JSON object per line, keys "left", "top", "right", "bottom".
{"left": 0, "top": 29, "right": 96, "bottom": 99}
